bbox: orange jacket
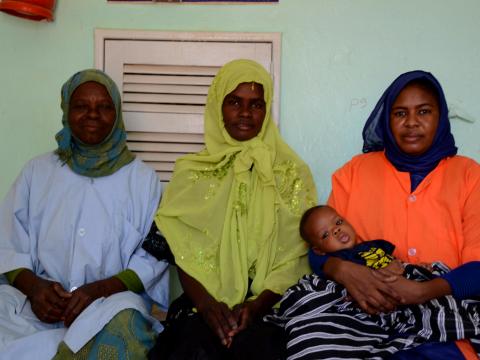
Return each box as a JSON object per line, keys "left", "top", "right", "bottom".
{"left": 328, "top": 151, "right": 480, "bottom": 359}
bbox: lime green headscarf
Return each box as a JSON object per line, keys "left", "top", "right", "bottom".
{"left": 155, "top": 59, "right": 317, "bottom": 307}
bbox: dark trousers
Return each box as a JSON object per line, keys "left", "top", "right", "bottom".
{"left": 148, "top": 296, "right": 285, "bottom": 360}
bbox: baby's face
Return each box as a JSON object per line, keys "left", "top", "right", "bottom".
{"left": 305, "top": 206, "right": 357, "bottom": 255}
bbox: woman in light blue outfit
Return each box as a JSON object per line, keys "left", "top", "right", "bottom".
{"left": 0, "top": 69, "right": 169, "bottom": 359}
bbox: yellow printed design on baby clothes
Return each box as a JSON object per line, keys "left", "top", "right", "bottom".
{"left": 358, "top": 247, "right": 395, "bottom": 269}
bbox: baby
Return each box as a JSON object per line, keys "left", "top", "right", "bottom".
{"left": 300, "top": 204, "right": 423, "bottom": 276}
{"left": 265, "top": 205, "right": 480, "bottom": 358}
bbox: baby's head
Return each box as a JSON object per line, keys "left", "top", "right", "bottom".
{"left": 300, "top": 205, "right": 357, "bottom": 255}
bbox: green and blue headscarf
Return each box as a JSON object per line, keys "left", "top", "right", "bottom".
{"left": 55, "top": 69, "right": 134, "bottom": 177}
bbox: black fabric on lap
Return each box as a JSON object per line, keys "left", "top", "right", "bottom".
{"left": 142, "top": 221, "right": 175, "bottom": 264}
{"left": 148, "top": 294, "right": 286, "bottom": 360}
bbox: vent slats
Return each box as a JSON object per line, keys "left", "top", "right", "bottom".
{"left": 127, "top": 136, "right": 205, "bottom": 182}
{"left": 143, "top": 162, "right": 175, "bottom": 172}
{"left": 122, "top": 63, "right": 214, "bottom": 181}
{"left": 124, "top": 64, "right": 219, "bottom": 76}
{"left": 124, "top": 112, "right": 203, "bottom": 133}
{"left": 123, "top": 103, "right": 205, "bottom": 114}
{"left": 155, "top": 171, "right": 174, "bottom": 182}
{"left": 124, "top": 83, "right": 209, "bottom": 95}
{"left": 124, "top": 93, "right": 207, "bottom": 105}
{"left": 135, "top": 152, "right": 185, "bottom": 162}
{"left": 128, "top": 141, "right": 204, "bottom": 153}
{"left": 128, "top": 131, "right": 204, "bottom": 143}
{"left": 124, "top": 74, "right": 214, "bottom": 86}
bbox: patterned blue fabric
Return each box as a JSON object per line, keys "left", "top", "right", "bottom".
{"left": 53, "top": 309, "right": 156, "bottom": 359}
{"left": 362, "top": 70, "right": 457, "bottom": 191}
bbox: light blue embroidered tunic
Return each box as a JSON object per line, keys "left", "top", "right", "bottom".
{"left": 0, "top": 153, "right": 169, "bottom": 359}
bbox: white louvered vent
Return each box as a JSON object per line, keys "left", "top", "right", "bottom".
{"left": 122, "top": 64, "right": 217, "bottom": 181}
{"left": 95, "top": 30, "right": 281, "bottom": 182}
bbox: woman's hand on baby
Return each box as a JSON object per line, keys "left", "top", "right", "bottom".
{"left": 417, "top": 262, "right": 434, "bottom": 272}
{"left": 197, "top": 297, "right": 238, "bottom": 348}
{"left": 380, "top": 259, "right": 405, "bottom": 276}
{"left": 387, "top": 276, "right": 451, "bottom": 305}
{"left": 325, "top": 257, "right": 404, "bottom": 314}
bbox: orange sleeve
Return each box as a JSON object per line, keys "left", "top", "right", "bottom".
{"left": 460, "top": 163, "right": 480, "bottom": 263}
{"left": 456, "top": 339, "right": 478, "bottom": 359}
{"left": 459, "top": 163, "right": 480, "bottom": 359}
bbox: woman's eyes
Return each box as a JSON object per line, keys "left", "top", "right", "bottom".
{"left": 226, "top": 98, "right": 240, "bottom": 106}
{"left": 321, "top": 232, "right": 329, "bottom": 240}
{"left": 392, "top": 108, "right": 431, "bottom": 117}
{"left": 71, "top": 103, "right": 114, "bottom": 111}
{"left": 418, "top": 108, "right": 431, "bottom": 115}
{"left": 336, "top": 219, "right": 343, "bottom": 226}
{"left": 251, "top": 101, "right": 265, "bottom": 109}
{"left": 393, "top": 110, "right": 406, "bottom": 118}
{"left": 71, "top": 103, "right": 88, "bottom": 111}
{"left": 224, "top": 98, "right": 265, "bottom": 109}
{"left": 98, "top": 103, "right": 114, "bottom": 111}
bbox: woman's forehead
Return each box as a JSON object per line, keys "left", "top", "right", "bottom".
{"left": 226, "top": 82, "right": 264, "bottom": 98}
{"left": 70, "top": 81, "right": 111, "bottom": 100}
{"left": 393, "top": 83, "right": 439, "bottom": 106}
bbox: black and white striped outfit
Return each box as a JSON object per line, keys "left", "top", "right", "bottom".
{"left": 266, "top": 263, "right": 480, "bottom": 360}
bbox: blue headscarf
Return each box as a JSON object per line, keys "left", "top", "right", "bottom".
{"left": 362, "top": 70, "right": 457, "bottom": 192}
{"left": 55, "top": 69, "right": 134, "bottom": 178}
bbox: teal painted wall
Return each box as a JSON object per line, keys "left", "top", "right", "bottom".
{"left": 1, "top": 0, "right": 480, "bottom": 202}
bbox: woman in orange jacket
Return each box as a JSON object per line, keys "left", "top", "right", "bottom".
{"left": 321, "top": 71, "right": 480, "bottom": 359}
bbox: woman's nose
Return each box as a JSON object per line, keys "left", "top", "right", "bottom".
{"left": 404, "top": 112, "right": 419, "bottom": 127}
{"left": 239, "top": 105, "right": 252, "bottom": 118}
{"left": 333, "top": 227, "right": 340, "bottom": 236}
{"left": 87, "top": 106, "right": 100, "bottom": 118}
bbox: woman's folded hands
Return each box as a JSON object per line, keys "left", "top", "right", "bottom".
{"left": 14, "top": 270, "right": 126, "bottom": 326}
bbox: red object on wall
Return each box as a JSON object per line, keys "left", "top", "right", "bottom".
{"left": 0, "top": 0, "right": 55, "bottom": 21}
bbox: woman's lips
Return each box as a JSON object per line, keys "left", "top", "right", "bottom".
{"left": 402, "top": 133, "right": 423, "bottom": 142}
{"left": 83, "top": 125, "right": 100, "bottom": 131}
{"left": 236, "top": 123, "right": 253, "bottom": 130}
{"left": 82, "top": 122, "right": 103, "bottom": 132}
